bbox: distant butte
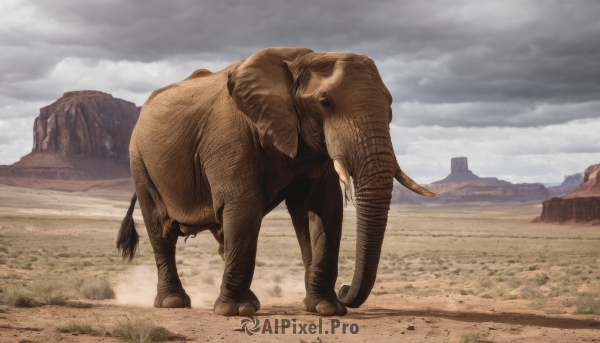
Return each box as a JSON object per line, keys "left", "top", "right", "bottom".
{"left": 0, "top": 91, "right": 139, "bottom": 193}
{"left": 32, "top": 90, "right": 137, "bottom": 159}
{"left": 432, "top": 157, "right": 508, "bottom": 185}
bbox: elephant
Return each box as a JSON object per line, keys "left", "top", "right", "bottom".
{"left": 116, "top": 46, "right": 437, "bottom": 317}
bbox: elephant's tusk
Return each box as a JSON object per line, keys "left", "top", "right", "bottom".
{"left": 333, "top": 159, "right": 350, "bottom": 186}
{"left": 394, "top": 161, "right": 439, "bottom": 197}
{"left": 334, "top": 158, "right": 353, "bottom": 206}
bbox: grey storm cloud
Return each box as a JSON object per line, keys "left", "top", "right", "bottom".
{"left": 2, "top": 0, "right": 600, "bottom": 127}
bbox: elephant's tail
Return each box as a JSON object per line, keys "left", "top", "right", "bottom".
{"left": 117, "top": 193, "right": 139, "bottom": 261}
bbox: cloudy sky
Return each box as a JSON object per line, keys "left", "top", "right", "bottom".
{"left": 1, "top": 0, "right": 599, "bottom": 184}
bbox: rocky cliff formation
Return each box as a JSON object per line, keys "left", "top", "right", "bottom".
{"left": 0, "top": 91, "right": 139, "bottom": 182}
{"left": 32, "top": 90, "right": 138, "bottom": 159}
{"left": 535, "top": 164, "right": 600, "bottom": 223}
{"left": 547, "top": 172, "right": 584, "bottom": 196}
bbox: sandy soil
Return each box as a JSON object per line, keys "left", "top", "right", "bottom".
{"left": 0, "top": 184, "right": 599, "bottom": 342}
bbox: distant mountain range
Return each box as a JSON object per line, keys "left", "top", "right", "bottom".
{"left": 392, "top": 157, "right": 584, "bottom": 204}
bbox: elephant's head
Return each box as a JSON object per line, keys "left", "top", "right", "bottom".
{"left": 228, "top": 47, "right": 437, "bottom": 308}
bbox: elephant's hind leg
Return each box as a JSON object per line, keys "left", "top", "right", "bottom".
{"left": 131, "top": 156, "right": 190, "bottom": 308}
{"left": 148, "top": 231, "right": 190, "bottom": 308}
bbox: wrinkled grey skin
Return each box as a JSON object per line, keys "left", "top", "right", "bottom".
{"left": 117, "top": 47, "right": 437, "bottom": 317}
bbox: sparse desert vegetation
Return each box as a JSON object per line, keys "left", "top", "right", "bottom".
{"left": 80, "top": 277, "right": 115, "bottom": 300}
{"left": 460, "top": 332, "right": 480, "bottom": 343}
{"left": 112, "top": 317, "right": 169, "bottom": 343}
{"left": 57, "top": 319, "right": 103, "bottom": 335}
{"left": 0, "top": 275, "right": 110, "bottom": 307}
{"left": 0, "top": 184, "right": 599, "bottom": 342}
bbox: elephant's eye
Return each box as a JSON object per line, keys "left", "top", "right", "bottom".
{"left": 318, "top": 96, "right": 332, "bottom": 109}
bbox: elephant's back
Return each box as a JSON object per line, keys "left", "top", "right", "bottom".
{"left": 134, "top": 69, "right": 226, "bottom": 161}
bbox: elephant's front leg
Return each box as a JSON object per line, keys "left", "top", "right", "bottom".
{"left": 287, "top": 171, "right": 346, "bottom": 316}
{"left": 213, "top": 201, "right": 262, "bottom": 316}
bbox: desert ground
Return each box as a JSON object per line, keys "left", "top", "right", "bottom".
{"left": 0, "top": 184, "right": 599, "bottom": 342}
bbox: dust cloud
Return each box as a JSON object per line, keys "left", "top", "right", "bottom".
{"left": 114, "top": 265, "right": 157, "bottom": 307}
{"left": 114, "top": 261, "right": 307, "bottom": 309}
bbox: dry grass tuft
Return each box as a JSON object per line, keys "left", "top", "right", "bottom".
{"left": 33, "top": 278, "right": 69, "bottom": 305}
{"left": 80, "top": 277, "right": 115, "bottom": 300}
{"left": 565, "top": 296, "right": 600, "bottom": 315}
{"left": 66, "top": 300, "right": 94, "bottom": 308}
{"left": 112, "top": 317, "right": 169, "bottom": 343}
{"left": 0, "top": 276, "right": 114, "bottom": 307}
{"left": 460, "top": 332, "right": 480, "bottom": 343}
{"left": 521, "top": 286, "right": 547, "bottom": 308}
{"left": 57, "top": 320, "right": 102, "bottom": 335}
{"left": 0, "top": 285, "right": 40, "bottom": 307}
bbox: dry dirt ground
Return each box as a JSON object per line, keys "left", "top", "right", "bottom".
{"left": 0, "top": 184, "right": 599, "bottom": 342}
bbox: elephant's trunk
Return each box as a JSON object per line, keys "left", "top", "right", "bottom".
{"left": 333, "top": 117, "right": 395, "bottom": 308}
{"left": 338, "top": 170, "right": 393, "bottom": 307}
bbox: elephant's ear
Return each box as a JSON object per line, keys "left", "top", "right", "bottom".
{"left": 227, "top": 47, "right": 312, "bottom": 158}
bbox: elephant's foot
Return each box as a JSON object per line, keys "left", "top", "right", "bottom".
{"left": 153, "top": 290, "right": 191, "bottom": 308}
{"left": 302, "top": 296, "right": 347, "bottom": 316}
{"left": 213, "top": 290, "right": 260, "bottom": 316}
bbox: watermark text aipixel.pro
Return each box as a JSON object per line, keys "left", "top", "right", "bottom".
{"left": 241, "top": 316, "right": 359, "bottom": 336}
